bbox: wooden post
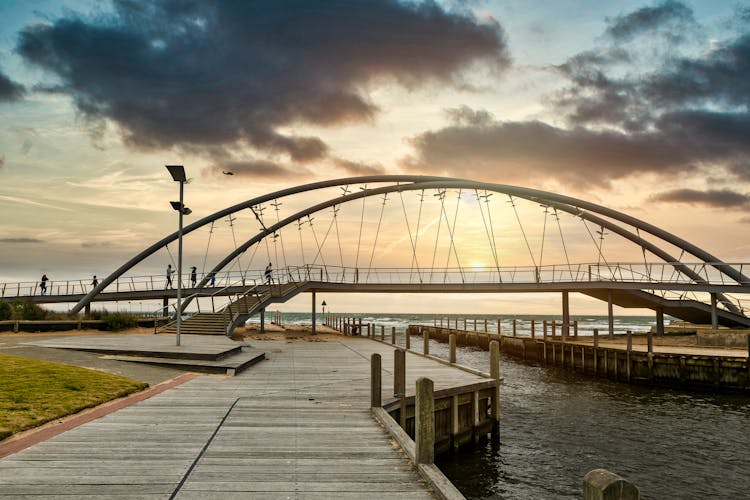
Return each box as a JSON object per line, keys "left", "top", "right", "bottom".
{"left": 551, "top": 320, "right": 556, "bottom": 339}
{"left": 656, "top": 308, "right": 665, "bottom": 337}
{"left": 607, "top": 290, "right": 614, "bottom": 339}
{"left": 311, "top": 291, "right": 316, "bottom": 335}
{"left": 415, "top": 377, "right": 435, "bottom": 464}
{"left": 711, "top": 293, "right": 718, "bottom": 331}
{"left": 484, "top": 318, "right": 488, "bottom": 332}
{"left": 497, "top": 318, "right": 501, "bottom": 335}
{"left": 562, "top": 291, "right": 570, "bottom": 339}
{"left": 489, "top": 340, "right": 500, "bottom": 427}
{"left": 423, "top": 330, "right": 430, "bottom": 355}
{"left": 543, "top": 320, "right": 548, "bottom": 339}
{"left": 394, "top": 349, "right": 406, "bottom": 397}
{"left": 647, "top": 328, "right": 653, "bottom": 354}
{"left": 583, "top": 469, "right": 640, "bottom": 500}
{"left": 358, "top": 317, "right": 363, "bottom": 337}
{"left": 391, "top": 326, "right": 396, "bottom": 344}
{"left": 530, "top": 320, "right": 535, "bottom": 339}
{"left": 626, "top": 331, "right": 632, "bottom": 383}
{"left": 370, "top": 353, "right": 381, "bottom": 408}
{"left": 512, "top": 319, "right": 517, "bottom": 337}
{"left": 473, "top": 318, "right": 477, "bottom": 331}
{"left": 380, "top": 324, "right": 385, "bottom": 340}
{"left": 449, "top": 334, "right": 457, "bottom": 363}
{"left": 260, "top": 308, "right": 266, "bottom": 333}
{"left": 593, "top": 329, "right": 599, "bottom": 375}
{"left": 406, "top": 329, "right": 411, "bottom": 350}
{"left": 573, "top": 320, "right": 578, "bottom": 338}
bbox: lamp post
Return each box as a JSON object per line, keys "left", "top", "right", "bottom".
{"left": 166, "top": 165, "right": 191, "bottom": 347}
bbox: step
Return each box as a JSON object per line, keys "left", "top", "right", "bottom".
{"left": 104, "top": 348, "right": 266, "bottom": 375}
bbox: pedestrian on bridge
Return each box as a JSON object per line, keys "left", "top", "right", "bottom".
{"left": 40, "top": 274, "right": 48, "bottom": 295}
{"left": 209, "top": 272, "right": 216, "bottom": 287}
{"left": 166, "top": 264, "right": 174, "bottom": 289}
{"left": 265, "top": 262, "right": 273, "bottom": 285}
{"left": 92, "top": 275, "right": 98, "bottom": 288}
{"left": 190, "top": 266, "right": 197, "bottom": 288}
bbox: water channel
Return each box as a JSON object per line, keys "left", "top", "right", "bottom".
{"left": 432, "top": 342, "right": 750, "bottom": 499}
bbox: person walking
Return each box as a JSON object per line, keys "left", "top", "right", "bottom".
{"left": 190, "top": 266, "right": 197, "bottom": 288}
{"left": 40, "top": 274, "right": 49, "bottom": 295}
{"left": 92, "top": 275, "right": 98, "bottom": 288}
{"left": 264, "top": 262, "right": 273, "bottom": 284}
{"left": 210, "top": 272, "right": 216, "bottom": 287}
{"left": 166, "top": 264, "right": 174, "bottom": 289}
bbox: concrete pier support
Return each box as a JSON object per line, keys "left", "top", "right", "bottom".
{"left": 311, "top": 291, "right": 316, "bottom": 335}
{"left": 711, "top": 293, "right": 718, "bottom": 331}
{"left": 562, "top": 291, "right": 570, "bottom": 339}
{"left": 656, "top": 308, "right": 665, "bottom": 337}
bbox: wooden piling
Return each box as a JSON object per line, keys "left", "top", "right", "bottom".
{"left": 551, "top": 320, "right": 556, "bottom": 339}
{"left": 423, "top": 330, "right": 430, "bottom": 355}
{"left": 370, "top": 353, "right": 381, "bottom": 408}
{"left": 497, "top": 319, "right": 501, "bottom": 335}
{"left": 394, "top": 349, "right": 405, "bottom": 398}
{"left": 574, "top": 320, "right": 578, "bottom": 338}
{"left": 449, "top": 334, "right": 457, "bottom": 363}
{"left": 593, "top": 329, "right": 599, "bottom": 375}
{"left": 380, "top": 324, "right": 385, "bottom": 340}
{"left": 530, "top": 320, "right": 535, "bottom": 339}
{"left": 406, "top": 330, "right": 411, "bottom": 350}
{"left": 484, "top": 318, "right": 488, "bottom": 332}
{"left": 391, "top": 326, "right": 396, "bottom": 344}
{"left": 512, "top": 319, "right": 517, "bottom": 337}
{"left": 489, "top": 340, "right": 500, "bottom": 426}
{"left": 543, "top": 320, "right": 548, "bottom": 339}
{"left": 415, "top": 377, "right": 435, "bottom": 464}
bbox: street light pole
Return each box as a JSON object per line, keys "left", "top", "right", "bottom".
{"left": 166, "top": 165, "right": 190, "bottom": 347}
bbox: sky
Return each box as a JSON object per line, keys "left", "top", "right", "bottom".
{"left": 1, "top": 0, "right": 750, "bottom": 315}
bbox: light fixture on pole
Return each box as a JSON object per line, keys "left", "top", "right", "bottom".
{"left": 166, "top": 165, "right": 190, "bottom": 347}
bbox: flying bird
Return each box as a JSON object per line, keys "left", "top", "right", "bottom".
{"left": 222, "top": 170, "right": 234, "bottom": 175}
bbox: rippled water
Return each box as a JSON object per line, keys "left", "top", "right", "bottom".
{"left": 432, "top": 342, "right": 750, "bottom": 499}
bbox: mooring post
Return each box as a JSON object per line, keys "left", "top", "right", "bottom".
{"left": 497, "top": 318, "right": 501, "bottom": 335}
{"left": 311, "top": 291, "right": 316, "bottom": 335}
{"left": 552, "top": 320, "right": 556, "bottom": 339}
{"left": 415, "top": 377, "right": 435, "bottom": 465}
{"left": 406, "top": 328, "right": 411, "bottom": 350}
{"left": 484, "top": 318, "right": 488, "bottom": 332}
{"left": 423, "top": 330, "right": 430, "bottom": 355}
{"left": 593, "top": 329, "right": 599, "bottom": 375}
{"left": 711, "top": 293, "right": 718, "bottom": 331}
{"left": 381, "top": 324, "right": 385, "bottom": 340}
{"left": 391, "top": 326, "right": 396, "bottom": 344}
{"left": 473, "top": 318, "right": 477, "bottom": 331}
{"left": 574, "top": 320, "right": 578, "bottom": 338}
{"left": 449, "top": 333, "right": 457, "bottom": 363}
{"left": 463, "top": 318, "right": 467, "bottom": 330}
{"left": 626, "top": 330, "right": 633, "bottom": 383}
{"left": 543, "top": 320, "right": 548, "bottom": 339}
{"left": 370, "top": 353, "right": 381, "bottom": 408}
{"left": 530, "top": 319, "right": 535, "bottom": 339}
{"left": 359, "top": 317, "right": 363, "bottom": 336}
{"left": 433, "top": 318, "right": 436, "bottom": 327}
{"left": 512, "top": 319, "right": 517, "bottom": 337}
{"left": 562, "top": 291, "right": 570, "bottom": 339}
{"left": 489, "top": 340, "right": 501, "bottom": 429}
{"left": 583, "top": 469, "right": 640, "bottom": 500}
{"left": 647, "top": 328, "right": 653, "bottom": 354}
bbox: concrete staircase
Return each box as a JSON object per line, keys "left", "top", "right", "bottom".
{"left": 160, "top": 282, "right": 305, "bottom": 336}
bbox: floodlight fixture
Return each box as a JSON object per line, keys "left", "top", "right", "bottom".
{"left": 166, "top": 165, "right": 187, "bottom": 182}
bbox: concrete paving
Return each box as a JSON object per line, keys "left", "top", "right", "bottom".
{"left": 0, "top": 337, "right": 490, "bottom": 498}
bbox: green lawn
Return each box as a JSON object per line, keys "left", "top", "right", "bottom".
{"left": 0, "top": 353, "right": 148, "bottom": 440}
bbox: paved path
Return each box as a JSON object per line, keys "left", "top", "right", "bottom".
{"left": 0, "top": 337, "right": 488, "bottom": 498}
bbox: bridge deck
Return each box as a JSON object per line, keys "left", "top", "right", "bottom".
{"left": 0, "top": 336, "right": 487, "bottom": 498}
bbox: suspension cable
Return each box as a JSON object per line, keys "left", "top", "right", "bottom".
{"left": 484, "top": 191, "right": 502, "bottom": 279}
{"left": 475, "top": 190, "right": 501, "bottom": 276}
{"left": 539, "top": 205, "right": 549, "bottom": 270}
{"left": 366, "top": 193, "right": 388, "bottom": 281}
{"left": 354, "top": 184, "right": 366, "bottom": 269}
{"left": 412, "top": 190, "right": 425, "bottom": 283}
{"left": 581, "top": 218, "right": 613, "bottom": 276}
{"left": 441, "top": 189, "right": 464, "bottom": 283}
{"left": 200, "top": 221, "right": 215, "bottom": 277}
{"left": 553, "top": 208, "right": 573, "bottom": 280}
{"left": 399, "top": 188, "right": 421, "bottom": 283}
{"left": 307, "top": 215, "right": 328, "bottom": 270}
{"left": 333, "top": 205, "right": 344, "bottom": 267}
{"left": 271, "top": 200, "right": 289, "bottom": 271}
{"left": 430, "top": 189, "right": 446, "bottom": 282}
{"left": 508, "top": 195, "right": 538, "bottom": 268}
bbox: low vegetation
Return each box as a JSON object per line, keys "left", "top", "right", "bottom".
{"left": 0, "top": 301, "right": 143, "bottom": 331}
{"left": 0, "top": 353, "right": 148, "bottom": 440}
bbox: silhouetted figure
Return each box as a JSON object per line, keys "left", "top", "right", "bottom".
{"left": 166, "top": 264, "right": 174, "bottom": 289}
{"left": 190, "top": 266, "right": 197, "bottom": 287}
{"left": 92, "top": 275, "right": 98, "bottom": 288}
{"left": 40, "top": 274, "right": 48, "bottom": 295}
{"left": 210, "top": 272, "right": 216, "bottom": 287}
{"left": 264, "top": 262, "right": 273, "bottom": 284}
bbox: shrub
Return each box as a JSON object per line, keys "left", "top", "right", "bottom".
{"left": 0, "top": 301, "right": 11, "bottom": 321}
{"left": 101, "top": 313, "right": 138, "bottom": 331}
{"left": 13, "top": 301, "right": 47, "bottom": 320}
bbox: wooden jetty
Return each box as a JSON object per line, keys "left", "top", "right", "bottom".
{"left": 0, "top": 335, "right": 497, "bottom": 498}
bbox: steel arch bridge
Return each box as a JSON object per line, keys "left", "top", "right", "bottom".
{"left": 6, "top": 175, "right": 750, "bottom": 331}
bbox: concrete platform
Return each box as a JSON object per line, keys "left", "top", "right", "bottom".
{"left": 24, "top": 333, "right": 265, "bottom": 376}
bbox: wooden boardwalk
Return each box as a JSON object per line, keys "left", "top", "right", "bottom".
{"left": 0, "top": 337, "right": 488, "bottom": 498}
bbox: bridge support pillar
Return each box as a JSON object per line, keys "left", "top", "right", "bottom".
{"left": 84, "top": 303, "right": 91, "bottom": 317}
{"left": 260, "top": 308, "right": 265, "bottom": 333}
{"left": 711, "top": 293, "right": 718, "bottom": 331}
{"left": 607, "top": 290, "right": 614, "bottom": 339}
{"left": 311, "top": 291, "right": 316, "bottom": 335}
{"left": 656, "top": 309, "right": 664, "bottom": 337}
{"left": 162, "top": 296, "right": 169, "bottom": 318}
{"left": 562, "top": 291, "right": 570, "bottom": 339}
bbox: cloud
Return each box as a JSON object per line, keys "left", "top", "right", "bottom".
{"left": 16, "top": 0, "right": 509, "bottom": 168}
{"left": 406, "top": 2, "right": 750, "bottom": 187}
{"left": 649, "top": 188, "right": 750, "bottom": 208}
{"left": 604, "top": 0, "right": 698, "bottom": 43}
{"left": 0, "top": 70, "right": 24, "bottom": 102}
{"left": 0, "top": 237, "right": 42, "bottom": 243}
{"left": 333, "top": 157, "right": 385, "bottom": 176}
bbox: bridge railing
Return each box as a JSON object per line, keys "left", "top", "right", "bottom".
{"left": 3, "top": 262, "right": 750, "bottom": 300}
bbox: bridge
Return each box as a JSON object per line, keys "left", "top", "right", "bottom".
{"left": 3, "top": 175, "right": 750, "bottom": 334}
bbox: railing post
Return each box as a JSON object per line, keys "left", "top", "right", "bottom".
{"left": 583, "top": 469, "right": 640, "bottom": 500}
{"left": 405, "top": 328, "right": 411, "bottom": 350}
{"left": 593, "top": 329, "right": 599, "bottom": 375}
{"left": 543, "top": 320, "right": 548, "bottom": 339}
{"left": 423, "top": 330, "right": 430, "bottom": 355}
{"left": 551, "top": 320, "right": 556, "bottom": 339}
{"left": 380, "top": 324, "right": 384, "bottom": 340}
{"left": 391, "top": 326, "right": 396, "bottom": 344}
{"left": 395, "top": 348, "right": 407, "bottom": 427}
{"left": 449, "top": 333, "right": 456, "bottom": 363}
{"left": 626, "top": 330, "right": 633, "bottom": 383}
{"left": 370, "top": 353, "right": 381, "bottom": 408}
{"left": 415, "top": 377, "right": 434, "bottom": 465}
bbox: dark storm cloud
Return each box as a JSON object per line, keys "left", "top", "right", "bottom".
{"left": 16, "top": 0, "right": 509, "bottom": 167}
{"left": 0, "top": 70, "right": 24, "bottom": 102}
{"left": 408, "top": 2, "right": 750, "bottom": 188}
{"left": 649, "top": 188, "right": 750, "bottom": 208}
{"left": 604, "top": 0, "right": 697, "bottom": 42}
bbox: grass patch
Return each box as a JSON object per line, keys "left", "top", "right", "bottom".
{"left": 0, "top": 354, "right": 148, "bottom": 440}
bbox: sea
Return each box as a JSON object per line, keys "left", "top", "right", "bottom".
{"left": 251, "top": 312, "right": 750, "bottom": 500}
